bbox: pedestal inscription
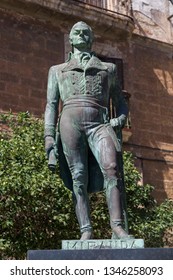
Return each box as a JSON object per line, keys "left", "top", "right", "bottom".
{"left": 62, "top": 239, "right": 144, "bottom": 250}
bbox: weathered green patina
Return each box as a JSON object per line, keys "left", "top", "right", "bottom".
{"left": 44, "top": 21, "right": 129, "bottom": 240}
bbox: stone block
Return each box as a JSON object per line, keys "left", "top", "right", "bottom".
{"left": 27, "top": 248, "right": 173, "bottom": 260}
{"left": 62, "top": 239, "right": 144, "bottom": 250}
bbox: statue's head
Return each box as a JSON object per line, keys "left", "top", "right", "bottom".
{"left": 69, "top": 21, "right": 94, "bottom": 52}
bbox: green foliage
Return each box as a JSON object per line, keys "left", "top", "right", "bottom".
{"left": 90, "top": 152, "right": 173, "bottom": 247}
{"left": 0, "top": 112, "right": 173, "bottom": 259}
{"left": 0, "top": 112, "right": 79, "bottom": 259}
{"left": 123, "top": 152, "right": 173, "bottom": 247}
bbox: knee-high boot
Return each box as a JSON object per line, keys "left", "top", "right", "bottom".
{"left": 105, "top": 178, "right": 129, "bottom": 239}
{"left": 73, "top": 186, "right": 93, "bottom": 240}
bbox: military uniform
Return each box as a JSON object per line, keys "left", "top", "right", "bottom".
{"left": 44, "top": 53, "right": 128, "bottom": 234}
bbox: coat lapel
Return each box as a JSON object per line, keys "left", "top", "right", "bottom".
{"left": 85, "top": 56, "right": 108, "bottom": 71}
{"left": 62, "top": 58, "right": 83, "bottom": 72}
{"left": 62, "top": 55, "right": 108, "bottom": 72}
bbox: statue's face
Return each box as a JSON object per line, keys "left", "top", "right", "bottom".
{"left": 69, "top": 22, "right": 93, "bottom": 51}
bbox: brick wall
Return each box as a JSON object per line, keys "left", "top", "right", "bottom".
{"left": 123, "top": 37, "right": 173, "bottom": 202}
{"left": 1, "top": 4, "right": 173, "bottom": 202}
{"left": 0, "top": 9, "right": 64, "bottom": 116}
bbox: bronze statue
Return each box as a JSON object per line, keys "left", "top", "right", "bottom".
{"left": 44, "top": 21, "right": 129, "bottom": 240}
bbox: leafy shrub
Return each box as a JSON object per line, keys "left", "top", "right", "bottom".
{"left": 123, "top": 152, "right": 173, "bottom": 247}
{"left": 0, "top": 112, "right": 173, "bottom": 259}
{"left": 0, "top": 112, "right": 79, "bottom": 259}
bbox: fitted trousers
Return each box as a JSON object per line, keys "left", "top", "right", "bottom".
{"left": 59, "top": 98, "right": 121, "bottom": 233}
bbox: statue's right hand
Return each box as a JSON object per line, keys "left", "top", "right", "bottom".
{"left": 45, "top": 136, "right": 55, "bottom": 157}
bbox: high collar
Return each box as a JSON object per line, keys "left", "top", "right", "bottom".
{"left": 66, "top": 51, "right": 93, "bottom": 61}
{"left": 62, "top": 52, "right": 108, "bottom": 72}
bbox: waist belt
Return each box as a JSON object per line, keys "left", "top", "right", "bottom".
{"left": 63, "top": 95, "right": 105, "bottom": 109}
{"left": 63, "top": 95, "right": 109, "bottom": 123}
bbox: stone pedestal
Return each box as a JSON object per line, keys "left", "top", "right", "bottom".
{"left": 27, "top": 248, "right": 173, "bottom": 260}
{"left": 62, "top": 239, "right": 144, "bottom": 250}
{"left": 27, "top": 236, "right": 173, "bottom": 260}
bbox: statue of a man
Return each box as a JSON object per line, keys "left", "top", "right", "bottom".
{"left": 44, "top": 21, "right": 129, "bottom": 240}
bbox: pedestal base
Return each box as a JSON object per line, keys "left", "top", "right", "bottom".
{"left": 27, "top": 248, "right": 173, "bottom": 260}
{"left": 62, "top": 239, "right": 144, "bottom": 250}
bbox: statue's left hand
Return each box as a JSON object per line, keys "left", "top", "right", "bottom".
{"left": 110, "top": 115, "right": 126, "bottom": 128}
{"left": 110, "top": 118, "right": 119, "bottom": 127}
